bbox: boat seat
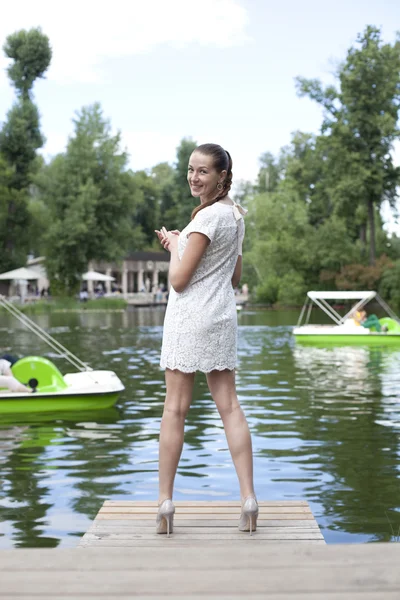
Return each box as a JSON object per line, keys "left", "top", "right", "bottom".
{"left": 11, "top": 356, "right": 68, "bottom": 393}
{"left": 379, "top": 317, "right": 400, "bottom": 333}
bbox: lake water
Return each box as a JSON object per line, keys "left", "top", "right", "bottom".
{"left": 1, "top": 307, "right": 400, "bottom": 548}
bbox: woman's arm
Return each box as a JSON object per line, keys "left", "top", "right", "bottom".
{"left": 161, "top": 230, "right": 210, "bottom": 293}
{"left": 232, "top": 218, "right": 245, "bottom": 288}
{"left": 232, "top": 255, "right": 242, "bottom": 288}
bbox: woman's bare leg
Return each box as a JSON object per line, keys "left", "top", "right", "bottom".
{"left": 158, "top": 368, "right": 195, "bottom": 503}
{"left": 206, "top": 369, "right": 255, "bottom": 500}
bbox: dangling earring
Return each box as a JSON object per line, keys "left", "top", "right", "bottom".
{"left": 217, "top": 183, "right": 223, "bottom": 191}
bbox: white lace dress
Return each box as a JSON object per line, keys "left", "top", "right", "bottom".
{"left": 160, "top": 200, "right": 245, "bottom": 373}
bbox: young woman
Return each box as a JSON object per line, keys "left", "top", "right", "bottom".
{"left": 155, "top": 143, "right": 257, "bottom": 536}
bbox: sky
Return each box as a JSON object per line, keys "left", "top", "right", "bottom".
{"left": 0, "top": 0, "right": 399, "bottom": 226}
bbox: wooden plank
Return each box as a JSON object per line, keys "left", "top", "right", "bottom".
{"left": 99, "top": 506, "right": 312, "bottom": 514}
{"left": 2, "top": 544, "right": 400, "bottom": 569}
{"left": 81, "top": 540, "right": 325, "bottom": 547}
{"left": 82, "top": 532, "right": 324, "bottom": 541}
{"left": 89, "top": 526, "right": 320, "bottom": 535}
{"left": 96, "top": 512, "right": 315, "bottom": 520}
{"left": 5, "top": 594, "right": 400, "bottom": 600}
{"left": 89, "top": 518, "right": 319, "bottom": 528}
{"left": 1, "top": 564, "right": 399, "bottom": 594}
{"left": 103, "top": 500, "right": 308, "bottom": 508}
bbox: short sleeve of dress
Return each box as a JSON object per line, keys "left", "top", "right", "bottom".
{"left": 187, "top": 207, "right": 218, "bottom": 242}
{"left": 237, "top": 219, "right": 245, "bottom": 256}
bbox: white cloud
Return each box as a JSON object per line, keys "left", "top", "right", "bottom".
{"left": 0, "top": 0, "right": 249, "bottom": 86}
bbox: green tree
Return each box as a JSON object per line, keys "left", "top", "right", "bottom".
{"left": 0, "top": 155, "right": 30, "bottom": 271}
{"left": 173, "top": 137, "right": 197, "bottom": 227}
{"left": 131, "top": 169, "right": 161, "bottom": 248}
{"left": 0, "top": 28, "right": 51, "bottom": 190}
{"left": 283, "top": 133, "right": 333, "bottom": 228}
{"left": 246, "top": 187, "right": 314, "bottom": 304}
{"left": 0, "top": 27, "right": 51, "bottom": 270}
{"left": 153, "top": 162, "right": 178, "bottom": 231}
{"left": 3, "top": 27, "right": 52, "bottom": 100}
{"left": 37, "top": 104, "right": 141, "bottom": 294}
{"left": 256, "top": 151, "right": 282, "bottom": 194}
{"left": 296, "top": 26, "right": 400, "bottom": 264}
{"left": 245, "top": 128, "right": 367, "bottom": 304}
{"left": 379, "top": 260, "right": 400, "bottom": 311}
{"left": 0, "top": 100, "right": 44, "bottom": 190}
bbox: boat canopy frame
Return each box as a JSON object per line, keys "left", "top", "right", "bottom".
{"left": 297, "top": 291, "right": 400, "bottom": 327}
{"left": 0, "top": 294, "right": 93, "bottom": 373}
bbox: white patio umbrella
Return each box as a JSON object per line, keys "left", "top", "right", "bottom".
{"left": 0, "top": 267, "right": 41, "bottom": 280}
{"left": 81, "top": 270, "right": 115, "bottom": 282}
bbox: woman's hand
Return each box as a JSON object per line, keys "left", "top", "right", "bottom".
{"left": 155, "top": 228, "right": 180, "bottom": 252}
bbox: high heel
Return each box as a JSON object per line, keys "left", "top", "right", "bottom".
{"left": 238, "top": 496, "right": 258, "bottom": 536}
{"left": 156, "top": 499, "right": 175, "bottom": 537}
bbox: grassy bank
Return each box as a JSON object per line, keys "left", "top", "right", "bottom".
{"left": 1, "top": 297, "right": 128, "bottom": 314}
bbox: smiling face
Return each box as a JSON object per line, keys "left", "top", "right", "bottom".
{"left": 187, "top": 151, "right": 227, "bottom": 203}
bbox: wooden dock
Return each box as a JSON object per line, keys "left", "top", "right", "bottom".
{"left": 1, "top": 500, "right": 400, "bottom": 598}
{"left": 1, "top": 544, "right": 400, "bottom": 598}
{"left": 80, "top": 500, "right": 325, "bottom": 546}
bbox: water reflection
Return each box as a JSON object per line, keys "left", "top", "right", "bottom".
{"left": 293, "top": 345, "right": 382, "bottom": 395}
{"left": 292, "top": 343, "right": 400, "bottom": 542}
{"left": 0, "top": 309, "right": 400, "bottom": 547}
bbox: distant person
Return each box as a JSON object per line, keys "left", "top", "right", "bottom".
{"left": 155, "top": 143, "right": 257, "bottom": 537}
{"left": 357, "top": 310, "right": 386, "bottom": 332}
{"left": 0, "top": 355, "right": 31, "bottom": 393}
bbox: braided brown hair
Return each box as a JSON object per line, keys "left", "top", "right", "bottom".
{"left": 191, "top": 144, "right": 233, "bottom": 220}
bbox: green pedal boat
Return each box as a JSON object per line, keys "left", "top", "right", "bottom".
{"left": 0, "top": 296, "right": 124, "bottom": 414}
{"left": 293, "top": 291, "right": 400, "bottom": 345}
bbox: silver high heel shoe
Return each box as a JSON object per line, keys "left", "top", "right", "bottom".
{"left": 156, "top": 499, "right": 175, "bottom": 537}
{"left": 238, "top": 496, "right": 258, "bottom": 536}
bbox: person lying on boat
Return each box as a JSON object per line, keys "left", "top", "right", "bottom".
{"left": 0, "top": 355, "right": 31, "bottom": 393}
{"left": 352, "top": 310, "right": 387, "bottom": 332}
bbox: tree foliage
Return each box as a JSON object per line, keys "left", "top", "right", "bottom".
{"left": 0, "top": 28, "right": 51, "bottom": 189}
{"left": 296, "top": 26, "right": 400, "bottom": 264}
{"left": 0, "top": 27, "right": 51, "bottom": 270}
{"left": 173, "top": 138, "right": 198, "bottom": 226}
{"left": 0, "top": 155, "right": 31, "bottom": 272}
{"left": 0, "top": 100, "right": 44, "bottom": 190}
{"left": 37, "top": 104, "right": 141, "bottom": 293}
{"left": 3, "top": 27, "right": 52, "bottom": 99}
